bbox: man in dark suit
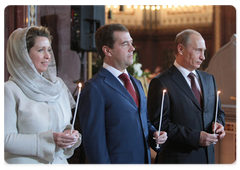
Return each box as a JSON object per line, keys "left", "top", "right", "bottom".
{"left": 147, "top": 29, "right": 225, "bottom": 164}
{"left": 78, "top": 24, "right": 167, "bottom": 164}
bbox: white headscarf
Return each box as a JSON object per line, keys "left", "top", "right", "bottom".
{"left": 6, "top": 27, "right": 75, "bottom": 106}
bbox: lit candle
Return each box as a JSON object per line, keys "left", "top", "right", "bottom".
{"left": 71, "top": 83, "right": 82, "bottom": 134}
{"left": 156, "top": 89, "right": 167, "bottom": 149}
{"left": 213, "top": 91, "right": 221, "bottom": 135}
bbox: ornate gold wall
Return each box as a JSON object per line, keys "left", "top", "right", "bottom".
{"left": 105, "top": 5, "right": 213, "bottom": 29}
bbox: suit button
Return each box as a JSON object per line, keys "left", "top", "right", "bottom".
{"left": 143, "top": 128, "right": 145, "bottom": 132}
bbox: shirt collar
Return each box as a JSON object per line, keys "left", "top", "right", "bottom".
{"left": 103, "top": 62, "right": 128, "bottom": 79}
{"left": 174, "top": 60, "right": 197, "bottom": 78}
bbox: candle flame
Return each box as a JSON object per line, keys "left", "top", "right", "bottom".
{"left": 217, "top": 91, "right": 221, "bottom": 94}
{"left": 78, "top": 83, "right": 82, "bottom": 88}
{"left": 163, "top": 89, "right": 167, "bottom": 93}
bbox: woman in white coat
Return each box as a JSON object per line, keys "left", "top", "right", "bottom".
{"left": 4, "top": 26, "right": 81, "bottom": 164}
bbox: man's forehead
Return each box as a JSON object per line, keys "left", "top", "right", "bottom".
{"left": 114, "top": 31, "right": 132, "bottom": 41}
{"left": 189, "top": 34, "right": 206, "bottom": 48}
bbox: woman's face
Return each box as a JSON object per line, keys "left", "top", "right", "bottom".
{"left": 28, "top": 36, "right": 51, "bottom": 74}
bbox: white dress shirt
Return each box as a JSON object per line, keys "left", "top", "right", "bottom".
{"left": 174, "top": 61, "right": 202, "bottom": 95}
{"left": 103, "top": 62, "right": 135, "bottom": 88}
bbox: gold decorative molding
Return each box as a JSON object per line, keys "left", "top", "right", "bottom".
{"left": 214, "top": 5, "right": 221, "bottom": 53}
{"left": 224, "top": 122, "right": 236, "bottom": 132}
{"left": 105, "top": 5, "right": 213, "bottom": 29}
{"left": 28, "top": 5, "right": 37, "bottom": 26}
{"left": 235, "top": 133, "right": 238, "bottom": 165}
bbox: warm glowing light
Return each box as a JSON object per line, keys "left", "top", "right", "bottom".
{"left": 217, "top": 91, "right": 221, "bottom": 94}
{"left": 78, "top": 83, "right": 82, "bottom": 88}
{"left": 127, "top": 5, "right": 131, "bottom": 9}
{"left": 163, "top": 89, "right": 167, "bottom": 93}
{"left": 106, "top": 4, "right": 206, "bottom": 14}
{"left": 134, "top": 5, "right": 138, "bottom": 9}
{"left": 113, "top": 5, "right": 118, "bottom": 8}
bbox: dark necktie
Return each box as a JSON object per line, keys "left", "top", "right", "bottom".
{"left": 119, "top": 73, "right": 139, "bottom": 108}
{"left": 188, "top": 73, "right": 202, "bottom": 107}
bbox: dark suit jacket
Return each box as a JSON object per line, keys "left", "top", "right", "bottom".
{"left": 78, "top": 67, "right": 157, "bottom": 164}
{"left": 147, "top": 65, "right": 225, "bottom": 164}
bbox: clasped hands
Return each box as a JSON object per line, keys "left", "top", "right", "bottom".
{"left": 199, "top": 122, "right": 225, "bottom": 146}
{"left": 53, "top": 130, "right": 80, "bottom": 149}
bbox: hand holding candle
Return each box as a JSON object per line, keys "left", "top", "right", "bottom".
{"left": 156, "top": 89, "right": 167, "bottom": 149}
{"left": 71, "top": 83, "right": 82, "bottom": 134}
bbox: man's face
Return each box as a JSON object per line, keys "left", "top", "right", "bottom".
{"left": 181, "top": 34, "right": 206, "bottom": 71}
{"left": 108, "top": 31, "right": 135, "bottom": 72}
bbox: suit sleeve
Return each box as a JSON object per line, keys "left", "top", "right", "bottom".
{"left": 135, "top": 78, "right": 158, "bottom": 151}
{"left": 78, "top": 81, "right": 111, "bottom": 163}
{"left": 146, "top": 112, "right": 161, "bottom": 152}
{"left": 148, "top": 78, "right": 200, "bottom": 150}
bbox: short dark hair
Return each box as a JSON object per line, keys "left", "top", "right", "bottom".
{"left": 26, "top": 26, "right": 52, "bottom": 52}
{"left": 174, "top": 29, "right": 201, "bottom": 55}
{"left": 95, "top": 23, "right": 128, "bottom": 60}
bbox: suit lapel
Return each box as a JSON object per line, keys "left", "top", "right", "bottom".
{"left": 98, "top": 67, "right": 138, "bottom": 109}
{"left": 169, "top": 65, "right": 202, "bottom": 110}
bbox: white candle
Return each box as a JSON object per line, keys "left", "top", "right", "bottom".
{"left": 71, "top": 83, "right": 82, "bottom": 134}
{"left": 213, "top": 91, "right": 221, "bottom": 134}
{"left": 156, "top": 89, "right": 167, "bottom": 149}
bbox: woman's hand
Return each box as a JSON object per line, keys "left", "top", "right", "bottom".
{"left": 53, "top": 130, "right": 79, "bottom": 149}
